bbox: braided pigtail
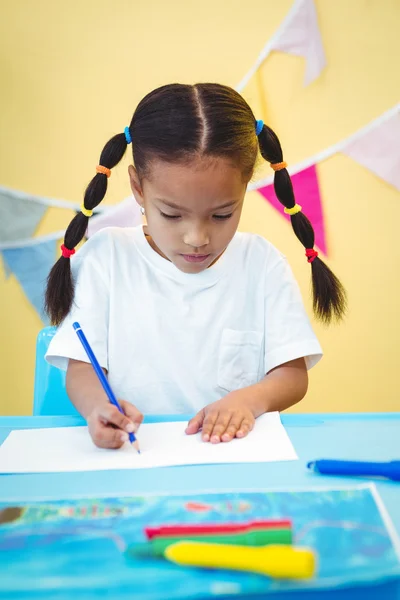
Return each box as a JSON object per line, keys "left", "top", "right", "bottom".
{"left": 45, "top": 129, "right": 131, "bottom": 325}
{"left": 257, "top": 122, "right": 347, "bottom": 324}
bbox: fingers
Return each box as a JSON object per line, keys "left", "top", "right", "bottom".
{"left": 207, "top": 413, "right": 231, "bottom": 443}
{"left": 185, "top": 410, "right": 205, "bottom": 435}
{"left": 235, "top": 418, "right": 254, "bottom": 439}
{"left": 201, "top": 412, "right": 219, "bottom": 442}
{"left": 205, "top": 413, "right": 255, "bottom": 443}
{"left": 120, "top": 400, "right": 144, "bottom": 432}
{"left": 221, "top": 415, "right": 244, "bottom": 442}
{"left": 201, "top": 412, "right": 254, "bottom": 443}
{"left": 97, "top": 403, "right": 137, "bottom": 434}
{"left": 90, "top": 401, "right": 143, "bottom": 449}
{"left": 205, "top": 412, "right": 234, "bottom": 444}
{"left": 89, "top": 421, "right": 128, "bottom": 449}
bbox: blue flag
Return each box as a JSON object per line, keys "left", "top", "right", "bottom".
{"left": 1, "top": 239, "right": 57, "bottom": 323}
{"left": 0, "top": 191, "right": 47, "bottom": 243}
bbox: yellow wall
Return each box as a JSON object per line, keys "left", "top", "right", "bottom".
{"left": 1, "top": 0, "right": 399, "bottom": 415}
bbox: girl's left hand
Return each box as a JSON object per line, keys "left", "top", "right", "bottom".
{"left": 185, "top": 392, "right": 256, "bottom": 443}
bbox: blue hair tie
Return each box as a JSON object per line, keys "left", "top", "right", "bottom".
{"left": 255, "top": 120, "right": 264, "bottom": 136}
{"left": 124, "top": 126, "right": 132, "bottom": 144}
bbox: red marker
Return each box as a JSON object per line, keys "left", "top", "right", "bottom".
{"left": 145, "top": 519, "right": 292, "bottom": 540}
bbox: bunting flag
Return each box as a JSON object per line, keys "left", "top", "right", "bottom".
{"left": 257, "top": 165, "right": 327, "bottom": 254}
{"left": 341, "top": 110, "right": 400, "bottom": 192}
{"left": 0, "top": 185, "right": 112, "bottom": 250}
{"left": 0, "top": 189, "right": 47, "bottom": 243}
{"left": 2, "top": 259, "right": 11, "bottom": 280}
{"left": 0, "top": 192, "right": 141, "bottom": 323}
{"left": 1, "top": 239, "right": 57, "bottom": 323}
{"left": 250, "top": 104, "right": 400, "bottom": 255}
{"left": 0, "top": 184, "right": 91, "bottom": 212}
{"left": 87, "top": 196, "right": 141, "bottom": 238}
{"left": 271, "top": 0, "right": 326, "bottom": 86}
{"left": 236, "top": 0, "right": 325, "bottom": 91}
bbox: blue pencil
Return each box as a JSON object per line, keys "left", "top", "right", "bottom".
{"left": 73, "top": 322, "right": 140, "bottom": 453}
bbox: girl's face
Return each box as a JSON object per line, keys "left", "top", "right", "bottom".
{"left": 129, "top": 157, "right": 248, "bottom": 273}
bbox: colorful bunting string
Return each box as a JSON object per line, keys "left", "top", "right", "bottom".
{"left": 0, "top": 195, "right": 140, "bottom": 250}
{"left": 250, "top": 104, "right": 400, "bottom": 192}
{"left": 0, "top": 184, "right": 92, "bottom": 212}
{"left": 252, "top": 104, "right": 400, "bottom": 255}
{"left": 0, "top": 194, "right": 141, "bottom": 323}
{"left": 1, "top": 0, "right": 399, "bottom": 321}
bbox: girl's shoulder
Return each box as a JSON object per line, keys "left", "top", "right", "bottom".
{"left": 72, "top": 226, "right": 141, "bottom": 263}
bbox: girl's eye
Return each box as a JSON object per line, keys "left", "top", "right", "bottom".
{"left": 160, "top": 211, "right": 232, "bottom": 221}
{"left": 213, "top": 213, "right": 233, "bottom": 220}
{"left": 160, "top": 212, "right": 180, "bottom": 220}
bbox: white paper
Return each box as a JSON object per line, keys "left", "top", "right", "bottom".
{"left": 0, "top": 412, "right": 298, "bottom": 474}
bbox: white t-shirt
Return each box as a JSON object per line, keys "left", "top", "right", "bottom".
{"left": 46, "top": 225, "right": 322, "bottom": 414}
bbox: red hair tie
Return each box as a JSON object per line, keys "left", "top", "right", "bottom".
{"left": 305, "top": 248, "right": 318, "bottom": 263}
{"left": 61, "top": 244, "right": 76, "bottom": 259}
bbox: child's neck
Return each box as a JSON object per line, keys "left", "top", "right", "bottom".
{"left": 143, "top": 225, "right": 170, "bottom": 262}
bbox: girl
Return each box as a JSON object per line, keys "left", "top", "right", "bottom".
{"left": 45, "top": 83, "right": 346, "bottom": 450}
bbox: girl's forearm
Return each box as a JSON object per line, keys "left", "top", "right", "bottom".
{"left": 66, "top": 359, "right": 110, "bottom": 419}
{"left": 245, "top": 358, "right": 309, "bottom": 417}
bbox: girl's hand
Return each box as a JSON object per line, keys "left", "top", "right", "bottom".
{"left": 87, "top": 400, "right": 143, "bottom": 449}
{"left": 185, "top": 392, "right": 256, "bottom": 443}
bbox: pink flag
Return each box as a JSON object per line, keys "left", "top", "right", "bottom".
{"left": 87, "top": 196, "right": 142, "bottom": 238}
{"left": 257, "top": 164, "right": 328, "bottom": 255}
{"left": 342, "top": 111, "right": 400, "bottom": 191}
{"left": 272, "top": 0, "right": 326, "bottom": 86}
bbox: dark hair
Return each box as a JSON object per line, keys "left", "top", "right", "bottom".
{"left": 45, "top": 83, "right": 346, "bottom": 325}
{"left": 257, "top": 126, "right": 347, "bottom": 323}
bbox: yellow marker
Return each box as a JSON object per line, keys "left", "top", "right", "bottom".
{"left": 164, "top": 541, "right": 316, "bottom": 580}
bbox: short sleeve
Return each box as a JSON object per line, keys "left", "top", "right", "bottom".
{"left": 45, "top": 231, "right": 111, "bottom": 372}
{"left": 263, "top": 254, "right": 322, "bottom": 374}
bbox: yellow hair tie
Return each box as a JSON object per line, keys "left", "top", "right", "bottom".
{"left": 284, "top": 204, "right": 302, "bottom": 216}
{"left": 81, "top": 204, "right": 93, "bottom": 218}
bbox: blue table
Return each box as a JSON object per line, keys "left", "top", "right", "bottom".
{"left": 1, "top": 413, "right": 400, "bottom": 599}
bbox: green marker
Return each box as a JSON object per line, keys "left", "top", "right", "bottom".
{"left": 126, "top": 527, "right": 292, "bottom": 560}
{"left": 150, "top": 527, "right": 292, "bottom": 556}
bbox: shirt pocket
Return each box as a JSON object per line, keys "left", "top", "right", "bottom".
{"left": 217, "top": 329, "right": 263, "bottom": 393}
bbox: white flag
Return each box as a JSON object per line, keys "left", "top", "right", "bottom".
{"left": 272, "top": 0, "right": 326, "bottom": 85}
{"left": 342, "top": 110, "right": 400, "bottom": 192}
{"left": 236, "top": 0, "right": 326, "bottom": 91}
{"left": 87, "top": 196, "right": 142, "bottom": 238}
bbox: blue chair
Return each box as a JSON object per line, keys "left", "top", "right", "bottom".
{"left": 33, "top": 326, "right": 79, "bottom": 416}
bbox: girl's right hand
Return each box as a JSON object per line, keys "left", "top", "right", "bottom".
{"left": 87, "top": 400, "right": 143, "bottom": 449}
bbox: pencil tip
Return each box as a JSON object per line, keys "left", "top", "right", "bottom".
{"left": 132, "top": 440, "right": 141, "bottom": 454}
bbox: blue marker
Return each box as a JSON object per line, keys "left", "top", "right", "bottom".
{"left": 307, "top": 459, "right": 400, "bottom": 481}
{"left": 73, "top": 322, "right": 140, "bottom": 453}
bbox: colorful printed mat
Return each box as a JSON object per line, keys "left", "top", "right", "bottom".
{"left": 1, "top": 484, "right": 399, "bottom": 598}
